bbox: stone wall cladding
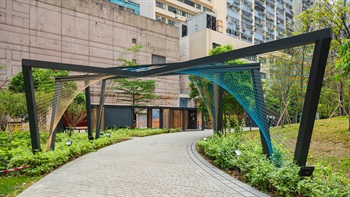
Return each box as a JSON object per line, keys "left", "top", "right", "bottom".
{"left": 0, "top": 0, "right": 180, "bottom": 106}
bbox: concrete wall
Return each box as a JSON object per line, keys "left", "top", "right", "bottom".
{"left": 0, "top": 0, "right": 181, "bottom": 106}
{"left": 189, "top": 29, "right": 252, "bottom": 59}
{"left": 133, "top": 0, "right": 155, "bottom": 20}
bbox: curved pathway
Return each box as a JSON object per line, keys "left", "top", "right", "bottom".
{"left": 19, "top": 130, "right": 269, "bottom": 197}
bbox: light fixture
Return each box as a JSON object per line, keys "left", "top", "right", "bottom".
{"left": 203, "top": 137, "right": 207, "bottom": 141}
{"left": 299, "top": 166, "right": 314, "bottom": 177}
{"left": 66, "top": 140, "right": 72, "bottom": 146}
{"left": 235, "top": 150, "right": 242, "bottom": 156}
{"left": 106, "top": 133, "right": 111, "bottom": 137}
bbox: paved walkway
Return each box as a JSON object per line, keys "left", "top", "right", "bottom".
{"left": 19, "top": 130, "right": 269, "bottom": 197}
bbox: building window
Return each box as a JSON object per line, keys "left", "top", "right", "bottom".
{"left": 168, "top": 19, "right": 175, "bottom": 26}
{"left": 203, "top": 6, "right": 209, "bottom": 12}
{"left": 182, "top": 25, "right": 188, "bottom": 37}
{"left": 132, "top": 38, "right": 137, "bottom": 44}
{"left": 156, "top": 15, "right": 166, "bottom": 23}
{"left": 195, "top": 3, "right": 201, "bottom": 10}
{"left": 177, "top": 0, "right": 194, "bottom": 7}
{"left": 152, "top": 55, "right": 166, "bottom": 64}
{"left": 206, "top": 14, "right": 216, "bottom": 31}
{"left": 132, "top": 59, "right": 137, "bottom": 64}
{"left": 156, "top": 1, "right": 166, "bottom": 9}
{"left": 168, "top": 5, "right": 193, "bottom": 18}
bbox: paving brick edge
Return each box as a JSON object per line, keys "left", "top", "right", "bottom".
{"left": 185, "top": 137, "right": 270, "bottom": 197}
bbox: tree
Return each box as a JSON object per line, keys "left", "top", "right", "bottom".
{"left": 7, "top": 68, "right": 71, "bottom": 131}
{"left": 113, "top": 78, "right": 157, "bottom": 106}
{"left": 337, "top": 39, "right": 350, "bottom": 129}
{"left": 189, "top": 44, "right": 245, "bottom": 132}
{"left": 0, "top": 90, "right": 27, "bottom": 131}
{"left": 112, "top": 44, "right": 158, "bottom": 106}
{"left": 8, "top": 68, "right": 69, "bottom": 93}
{"left": 64, "top": 93, "right": 86, "bottom": 130}
{"left": 0, "top": 65, "right": 9, "bottom": 90}
{"left": 297, "top": 0, "right": 350, "bottom": 124}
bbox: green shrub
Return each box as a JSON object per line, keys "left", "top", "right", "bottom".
{"left": 297, "top": 165, "right": 350, "bottom": 197}
{"left": 197, "top": 134, "right": 350, "bottom": 196}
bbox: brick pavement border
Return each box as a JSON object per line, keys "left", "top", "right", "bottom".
{"left": 185, "top": 137, "right": 270, "bottom": 197}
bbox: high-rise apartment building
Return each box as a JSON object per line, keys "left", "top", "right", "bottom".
{"left": 133, "top": 0, "right": 216, "bottom": 25}
{"left": 129, "top": 0, "right": 294, "bottom": 45}
{"left": 226, "top": 0, "right": 294, "bottom": 44}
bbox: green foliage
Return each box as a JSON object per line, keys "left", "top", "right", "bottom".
{"left": 197, "top": 134, "right": 350, "bottom": 196}
{"left": 116, "top": 44, "right": 143, "bottom": 67}
{"left": 0, "top": 91, "right": 27, "bottom": 131}
{"left": 113, "top": 78, "right": 157, "bottom": 106}
{"left": 8, "top": 68, "right": 69, "bottom": 93}
{"left": 64, "top": 93, "right": 87, "bottom": 129}
{"left": 297, "top": 0, "right": 350, "bottom": 120}
{"left": 208, "top": 45, "right": 244, "bottom": 65}
{"left": 0, "top": 175, "right": 40, "bottom": 196}
{"left": 189, "top": 44, "right": 245, "bottom": 127}
{"left": 337, "top": 39, "right": 350, "bottom": 84}
{"left": 297, "top": 165, "right": 350, "bottom": 197}
{"left": 114, "top": 44, "right": 157, "bottom": 105}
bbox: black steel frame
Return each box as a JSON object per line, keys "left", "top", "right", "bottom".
{"left": 22, "top": 29, "right": 331, "bottom": 168}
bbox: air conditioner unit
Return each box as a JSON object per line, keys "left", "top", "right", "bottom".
{"left": 237, "top": 24, "right": 241, "bottom": 29}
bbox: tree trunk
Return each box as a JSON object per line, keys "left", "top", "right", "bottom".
{"left": 339, "top": 81, "right": 345, "bottom": 116}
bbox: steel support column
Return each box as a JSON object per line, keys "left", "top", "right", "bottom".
{"left": 48, "top": 81, "right": 61, "bottom": 150}
{"left": 22, "top": 65, "right": 41, "bottom": 153}
{"left": 182, "top": 108, "right": 186, "bottom": 131}
{"left": 147, "top": 108, "right": 152, "bottom": 128}
{"left": 159, "top": 107, "right": 163, "bottom": 129}
{"left": 214, "top": 84, "right": 224, "bottom": 134}
{"left": 85, "top": 86, "right": 94, "bottom": 140}
{"left": 96, "top": 80, "right": 106, "bottom": 139}
{"left": 251, "top": 70, "right": 272, "bottom": 157}
{"left": 294, "top": 38, "right": 331, "bottom": 166}
{"left": 201, "top": 110, "right": 205, "bottom": 130}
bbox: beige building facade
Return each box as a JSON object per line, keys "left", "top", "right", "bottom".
{"left": 0, "top": 0, "right": 184, "bottom": 107}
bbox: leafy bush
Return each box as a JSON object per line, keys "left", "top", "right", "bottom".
{"left": 1, "top": 128, "right": 180, "bottom": 176}
{"left": 197, "top": 134, "right": 350, "bottom": 196}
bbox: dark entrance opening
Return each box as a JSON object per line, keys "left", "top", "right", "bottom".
{"left": 188, "top": 110, "right": 197, "bottom": 129}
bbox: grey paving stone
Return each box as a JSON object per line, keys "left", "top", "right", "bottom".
{"left": 18, "top": 130, "right": 269, "bottom": 197}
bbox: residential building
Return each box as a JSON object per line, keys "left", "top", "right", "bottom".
{"left": 226, "top": 0, "right": 294, "bottom": 44}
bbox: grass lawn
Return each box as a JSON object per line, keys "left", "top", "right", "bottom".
{"left": 0, "top": 175, "right": 41, "bottom": 197}
{"left": 243, "top": 116, "right": 350, "bottom": 178}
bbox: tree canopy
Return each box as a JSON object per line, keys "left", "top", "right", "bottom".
{"left": 112, "top": 44, "right": 158, "bottom": 106}
{"left": 8, "top": 68, "right": 69, "bottom": 93}
{"left": 189, "top": 44, "right": 245, "bottom": 130}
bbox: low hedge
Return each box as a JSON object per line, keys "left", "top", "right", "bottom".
{"left": 197, "top": 133, "right": 350, "bottom": 197}
{"left": 1, "top": 128, "right": 182, "bottom": 176}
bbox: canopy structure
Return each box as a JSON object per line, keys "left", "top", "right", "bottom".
{"left": 22, "top": 28, "right": 331, "bottom": 167}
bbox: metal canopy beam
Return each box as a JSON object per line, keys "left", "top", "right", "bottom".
{"left": 294, "top": 37, "right": 332, "bottom": 166}
{"left": 22, "top": 59, "right": 142, "bottom": 77}
{"left": 141, "top": 29, "right": 332, "bottom": 76}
